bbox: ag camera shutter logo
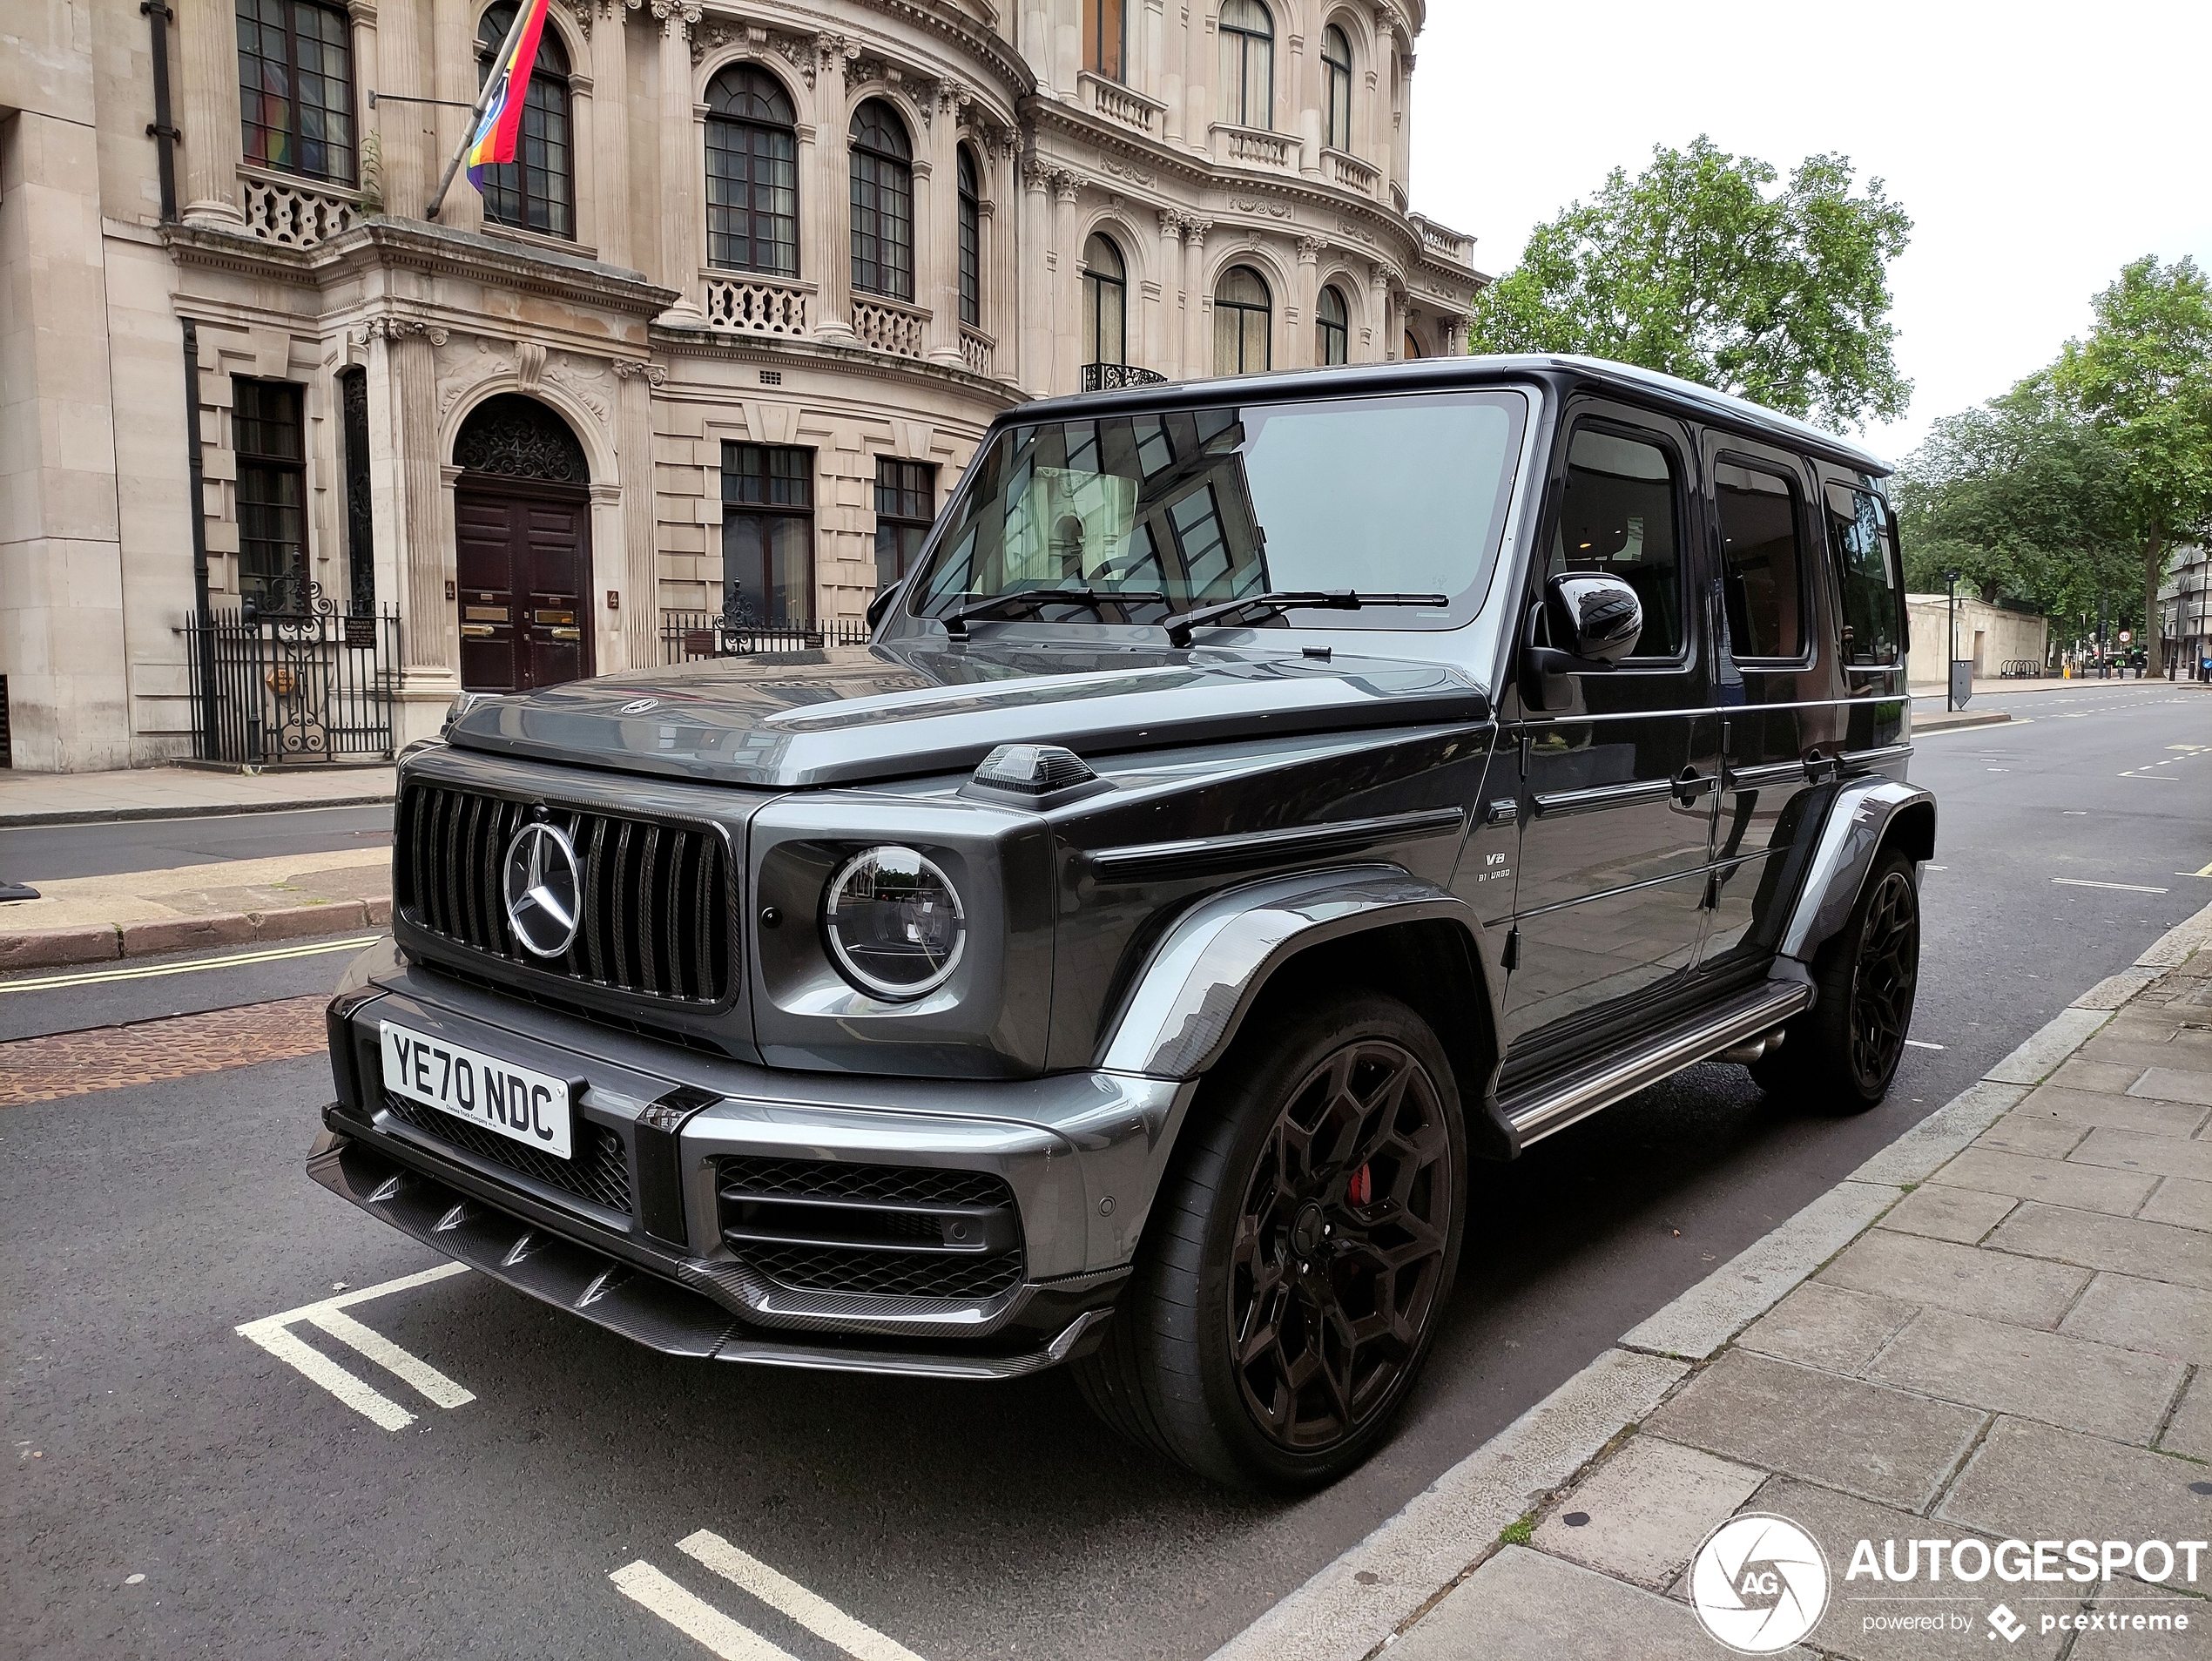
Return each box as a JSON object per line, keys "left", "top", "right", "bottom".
{"left": 1689, "top": 1513, "right": 1831, "bottom": 1653}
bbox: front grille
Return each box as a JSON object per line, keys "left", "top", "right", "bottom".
{"left": 716, "top": 1157, "right": 1025, "bottom": 1303}
{"left": 381, "top": 1090, "right": 633, "bottom": 1215}
{"left": 396, "top": 783, "right": 735, "bottom": 1005}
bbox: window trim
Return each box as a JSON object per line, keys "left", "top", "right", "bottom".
{"left": 705, "top": 63, "right": 801, "bottom": 277}
{"left": 957, "top": 145, "right": 982, "bottom": 328}
{"left": 1710, "top": 447, "right": 1817, "bottom": 668}
{"left": 1541, "top": 412, "right": 1696, "bottom": 671}
{"left": 232, "top": 376, "right": 310, "bottom": 607}
{"left": 1317, "top": 282, "right": 1349, "bottom": 367}
{"left": 1822, "top": 476, "right": 1905, "bottom": 668}
{"left": 474, "top": 3, "right": 574, "bottom": 241}
{"left": 873, "top": 456, "right": 939, "bottom": 590}
{"left": 721, "top": 442, "right": 817, "bottom": 625}
{"left": 1082, "top": 233, "right": 1129, "bottom": 368}
{"left": 237, "top": 0, "right": 357, "bottom": 186}
{"left": 1322, "top": 24, "right": 1354, "bottom": 154}
{"left": 1218, "top": 0, "right": 1277, "bottom": 132}
{"left": 1085, "top": 0, "right": 1127, "bottom": 84}
{"left": 1213, "top": 264, "right": 1273, "bottom": 376}
{"left": 849, "top": 99, "right": 915, "bottom": 302}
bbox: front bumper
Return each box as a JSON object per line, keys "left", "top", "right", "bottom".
{"left": 320, "top": 946, "right": 1192, "bottom": 1374}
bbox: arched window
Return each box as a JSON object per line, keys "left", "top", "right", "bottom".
{"left": 475, "top": 4, "right": 572, "bottom": 237}
{"left": 1214, "top": 265, "right": 1272, "bottom": 375}
{"left": 705, "top": 64, "right": 798, "bottom": 275}
{"left": 958, "top": 146, "right": 982, "bottom": 328}
{"left": 1323, "top": 24, "right": 1354, "bottom": 153}
{"left": 1317, "top": 284, "right": 1349, "bottom": 366}
{"left": 239, "top": 0, "right": 356, "bottom": 183}
{"left": 1218, "top": 0, "right": 1274, "bottom": 130}
{"left": 1082, "top": 233, "right": 1127, "bottom": 368}
{"left": 1085, "top": 0, "right": 1126, "bottom": 83}
{"left": 1402, "top": 327, "right": 1423, "bottom": 361}
{"left": 850, "top": 100, "right": 914, "bottom": 301}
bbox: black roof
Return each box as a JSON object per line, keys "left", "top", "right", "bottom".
{"left": 1008, "top": 354, "right": 1893, "bottom": 477}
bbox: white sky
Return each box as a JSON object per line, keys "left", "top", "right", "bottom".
{"left": 1412, "top": 0, "right": 2212, "bottom": 467}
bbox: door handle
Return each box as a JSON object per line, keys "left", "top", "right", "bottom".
{"left": 1803, "top": 750, "right": 1839, "bottom": 785}
{"left": 1483, "top": 797, "right": 1521, "bottom": 827}
{"left": 1673, "top": 767, "right": 1718, "bottom": 807}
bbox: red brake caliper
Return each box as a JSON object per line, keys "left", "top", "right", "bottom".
{"left": 1346, "top": 1163, "right": 1372, "bottom": 1207}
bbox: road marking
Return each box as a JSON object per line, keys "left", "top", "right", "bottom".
{"left": 2191, "top": 860, "right": 2212, "bottom": 879}
{"left": 2052, "top": 878, "right": 2169, "bottom": 895}
{"left": 610, "top": 1563, "right": 802, "bottom": 1661}
{"left": 237, "top": 1262, "right": 475, "bottom": 1430}
{"left": 1904, "top": 1039, "right": 1946, "bottom": 1050}
{"left": 0, "top": 935, "right": 381, "bottom": 995}
{"left": 678, "top": 1531, "right": 928, "bottom": 1661}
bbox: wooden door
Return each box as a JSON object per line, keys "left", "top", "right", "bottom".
{"left": 454, "top": 477, "right": 593, "bottom": 692}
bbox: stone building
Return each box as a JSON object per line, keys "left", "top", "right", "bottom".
{"left": 0, "top": 0, "right": 1480, "bottom": 770}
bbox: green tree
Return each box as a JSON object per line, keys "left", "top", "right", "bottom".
{"left": 1892, "top": 374, "right": 2137, "bottom": 631}
{"left": 2051, "top": 256, "right": 2212, "bottom": 663}
{"left": 1467, "top": 137, "right": 1913, "bottom": 429}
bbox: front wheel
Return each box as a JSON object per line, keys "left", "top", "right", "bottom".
{"left": 1073, "top": 991, "right": 1467, "bottom": 1490}
{"left": 1754, "top": 848, "right": 1921, "bottom": 1112}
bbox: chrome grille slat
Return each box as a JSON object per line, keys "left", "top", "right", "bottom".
{"left": 395, "top": 783, "right": 735, "bottom": 1007}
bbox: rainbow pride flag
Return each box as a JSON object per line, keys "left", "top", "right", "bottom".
{"left": 465, "top": 0, "right": 551, "bottom": 190}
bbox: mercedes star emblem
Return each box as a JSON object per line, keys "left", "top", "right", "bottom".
{"left": 502, "top": 821, "right": 583, "bottom": 958}
{"left": 620, "top": 698, "right": 659, "bottom": 714}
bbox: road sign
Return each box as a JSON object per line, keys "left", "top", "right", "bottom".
{"left": 2120, "top": 630, "right": 2133, "bottom": 644}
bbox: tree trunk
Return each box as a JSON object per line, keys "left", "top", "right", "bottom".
{"left": 2141, "top": 521, "right": 2166, "bottom": 668}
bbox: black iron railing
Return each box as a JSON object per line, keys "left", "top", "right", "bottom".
{"left": 180, "top": 578, "right": 401, "bottom": 764}
{"left": 1082, "top": 362, "right": 1169, "bottom": 393}
{"left": 660, "top": 611, "right": 873, "bottom": 664}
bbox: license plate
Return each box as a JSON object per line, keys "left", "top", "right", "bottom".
{"left": 379, "top": 1021, "right": 573, "bottom": 1160}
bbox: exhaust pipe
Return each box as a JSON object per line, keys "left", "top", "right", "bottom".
{"left": 1719, "top": 1028, "right": 1786, "bottom": 1066}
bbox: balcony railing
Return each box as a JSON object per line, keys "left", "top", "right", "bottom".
{"left": 1212, "top": 124, "right": 1296, "bottom": 172}
{"left": 1323, "top": 148, "right": 1380, "bottom": 198}
{"left": 661, "top": 611, "right": 873, "bottom": 663}
{"left": 702, "top": 272, "right": 812, "bottom": 337}
{"left": 1080, "top": 71, "right": 1168, "bottom": 138}
{"left": 960, "top": 326, "right": 995, "bottom": 376}
{"left": 1082, "top": 362, "right": 1169, "bottom": 393}
{"left": 851, "top": 294, "right": 928, "bottom": 357}
{"left": 239, "top": 171, "right": 359, "bottom": 248}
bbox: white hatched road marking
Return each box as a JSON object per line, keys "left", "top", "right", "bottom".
{"left": 236, "top": 1261, "right": 475, "bottom": 1429}
{"left": 611, "top": 1532, "right": 929, "bottom": 1661}
{"left": 0, "top": 935, "right": 381, "bottom": 995}
{"left": 610, "top": 1563, "right": 802, "bottom": 1661}
{"left": 2052, "top": 878, "right": 2170, "bottom": 895}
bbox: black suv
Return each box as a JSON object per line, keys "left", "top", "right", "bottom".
{"left": 314, "top": 354, "right": 1931, "bottom": 1490}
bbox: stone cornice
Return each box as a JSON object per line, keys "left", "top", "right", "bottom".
{"left": 648, "top": 321, "right": 1028, "bottom": 405}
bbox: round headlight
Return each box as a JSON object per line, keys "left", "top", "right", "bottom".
{"left": 822, "top": 846, "right": 966, "bottom": 1000}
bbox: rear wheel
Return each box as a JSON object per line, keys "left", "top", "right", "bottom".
{"left": 1754, "top": 848, "right": 1921, "bottom": 1112}
{"left": 1074, "top": 991, "right": 1466, "bottom": 1490}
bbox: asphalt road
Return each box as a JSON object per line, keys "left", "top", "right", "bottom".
{"left": 0, "top": 803, "right": 394, "bottom": 883}
{"left": 5, "top": 682, "right": 2208, "bottom": 1661}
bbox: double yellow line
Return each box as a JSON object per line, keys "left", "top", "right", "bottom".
{"left": 0, "top": 934, "right": 382, "bottom": 995}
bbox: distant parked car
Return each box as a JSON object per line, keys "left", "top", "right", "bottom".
{"left": 314, "top": 355, "right": 1932, "bottom": 1490}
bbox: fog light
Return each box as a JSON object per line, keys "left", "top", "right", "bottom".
{"left": 822, "top": 846, "right": 966, "bottom": 1000}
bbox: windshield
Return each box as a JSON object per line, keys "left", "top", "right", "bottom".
{"left": 908, "top": 388, "right": 1529, "bottom": 633}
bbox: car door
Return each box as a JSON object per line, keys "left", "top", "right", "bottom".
{"left": 1697, "top": 438, "right": 1838, "bottom": 971}
{"left": 1499, "top": 405, "right": 1716, "bottom": 1057}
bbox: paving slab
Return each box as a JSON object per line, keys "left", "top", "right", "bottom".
{"left": 2141, "top": 1177, "right": 2212, "bottom": 1230}
{"left": 2065, "top": 1604, "right": 2209, "bottom": 1661}
{"left": 1937, "top": 1416, "right": 2212, "bottom": 1566}
{"left": 1865, "top": 1310, "right": 2185, "bottom": 1445}
{"left": 2078, "top": 1030, "right": 2212, "bottom": 1072}
{"left": 1529, "top": 1435, "right": 1767, "bottom": 1590}
{"left": 2058, "top": 1274, "right": 2212, "bottom": 1367}
{"left": 1737, "top": 1283, "right": 1918, "bottom": 1374}
{"left": 1878, "top": 1185, "right": 2016, "bottom": 1244}
{"left": 1388, "top": 1546, "right": 1814, "bottom": 1661}
{"left": 2160, "top": 1369, "right": 2212, "bottom": 1462}
{"left": 2010, "top": 1084, "right": 2209, "bottom": 1139}
{"left": 1738, "top": 1477, "right": 2067, "bottom": 1661}
{"left": 1928, "top": 1147, "right": 2157, "bottom": 1217}
{"left": 1849, "top": 1082, "right": 2027, "bottom": 1187}
{"left": 1819, "top": 1229, "right": 2090, "bottom": 1330}
{"left": 1973, "top": 1113, "right": 2091, "bottom": 1160}
{"left": 1986, "top": 1202, "right": 2212, "bottom": 1291}
{"left": 2135, "top": 1066, "right": 2212, "bottom": 1108}
{"left": 1987, "top": 1011, "right": 2114, "bottom": 1088}
{"left": 2067, "top": 1126, "right": 2212, "bottom": 1185}
{"left": 1644, "top": 1351, "right": 1986, "bottom": 1510}
{"left": 2048, "top": 1057, "right": 2154, "bottom": 1095}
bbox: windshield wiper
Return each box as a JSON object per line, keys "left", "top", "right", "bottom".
{"left": 939, "top": 587, "right": 1166, "bottom": 638}
{"left": 1161, "top": 590, "right": 1449, "bottom": 648}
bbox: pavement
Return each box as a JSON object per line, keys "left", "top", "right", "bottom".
{"left": 3, "top": 680, "right": 2207, "bottom": 1661}
{"left": 1223, "top": 901, "right": 2212, "bottom": 1661}
{"left": 0, "top": 762, "right": 396, "bottom": 827}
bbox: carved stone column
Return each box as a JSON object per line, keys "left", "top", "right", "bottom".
{"left": 651, "top": 0, "right": 705, "bottom": 324}
{"left": 611, "top": 359, "right": 663, "bottom": 668}
{"left": 357, "top": 320, "right": 455, "bottom": 679}
{"left": 1017, "top": 155, "right": 1050, "bottom": 395}
{"left": 435, "top": 0, "right": 482, "bottom": 232}
{"left": 1366, "top": 265, "right": 1390, "bottom": 362}
{"left": 1155, "top": 210, "right": 1184, "bottom": 380}
{"left": 1050, "top": 171, "right": 1082, "bottom": 395}
{"left": 180, "top": 0, "right": 246, "bottom": 223}
{"left": 1182, "top": 217, "right": 1212, "bottom": 376}
{"left": 1293, "top": 235, "right": 1324, "bottom": 368}
{"left": 813, "top": 36, "right": 857, "bottom": 343}
{"left": 922, "top": 83, "right": 962, "bottom": 365}
{"left": 374, "top": 0, "right": 435, "bottom": 216}
{"left": 588, "top": 0, "right": 631, "bottom": 266}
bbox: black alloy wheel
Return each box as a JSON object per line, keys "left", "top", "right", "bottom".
{"left": 1229, "top": 1038, "right": 1454, "bottom": 1452}
{"left": 1754, "top": 848, "right": 1921, "bottom": 1113}
{"left": 1072, "top": 991, "right": 1467, "bottom": 1489}
{"left": 1846, "top": 868, "right": 1919, "bottom": 1091}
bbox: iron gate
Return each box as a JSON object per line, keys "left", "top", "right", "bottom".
{"left": 181, "top": 578, "right": 401, "bottom": 764}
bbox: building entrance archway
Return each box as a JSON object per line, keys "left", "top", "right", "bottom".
{"left": 451, "top": 395, "right": 595, "bottom": 692}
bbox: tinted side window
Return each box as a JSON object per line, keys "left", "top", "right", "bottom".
{"left": 1825, "top": 482, "right": 1901, "bottom": 664}
{"left": 1714, "top": 462, "right": 1804, "bottom": 658}
{"left": 1549, "top": 428, "right": 1683, "bottom": 657}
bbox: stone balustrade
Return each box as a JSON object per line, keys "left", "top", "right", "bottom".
{"left": 850, "top": 295, "right": 928, "bottom": 358}
{"left": 239, "top": 172, "right": 359, "bottom": 248}
{"left": 700, "top": 273, "right": 813, "bottom": 337}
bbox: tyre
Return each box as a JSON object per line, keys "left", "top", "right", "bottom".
{"left": 1073, "top": 991, "right": 1467, "bottom": 1490}
{"left": 1753, "top": 848, "right": 1921, "bottom": 1112}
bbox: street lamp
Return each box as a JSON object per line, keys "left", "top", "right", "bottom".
{"left": 1944, "top": 568, "right": 1961, "bottom": 712}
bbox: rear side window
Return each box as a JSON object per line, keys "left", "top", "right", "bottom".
{"left": 1714, "top": 461, "right": 1805, "bottom": 659}
{"left": 1825, "top": 482, "right": 1901, "bottom": 664}
{"left": 1548, "top": 428, "right": 1683, "bottom": 657}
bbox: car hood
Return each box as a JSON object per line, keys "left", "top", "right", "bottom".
{"left": 442, "top": 638, "right": 1493, "bottom": 789}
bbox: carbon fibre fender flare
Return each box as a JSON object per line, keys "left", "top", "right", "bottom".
{"left": 1093, "top": 863, "right": 1512, "bottom": 1151}
{"left": 1777, "top": 777, "right": 1937, "bottom": 965}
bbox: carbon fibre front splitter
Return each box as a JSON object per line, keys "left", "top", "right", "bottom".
{"left": 306, "top": 1131, "right": 1111, "bottom": 1380}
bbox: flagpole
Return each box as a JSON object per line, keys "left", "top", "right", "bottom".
{"left": 424, "top": 0, "right": 534, "bottom": 221}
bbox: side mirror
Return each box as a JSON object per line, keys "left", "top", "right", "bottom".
{"left": 1521, "top": 574, "right": 1642, "bottom": 710}
{"left": 866, "top": 575, "right": 908, "bottom": 633}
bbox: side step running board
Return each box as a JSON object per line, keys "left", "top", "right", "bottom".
{"left": 1501, "top": 979, "right": 1814, "bottom": 1149}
